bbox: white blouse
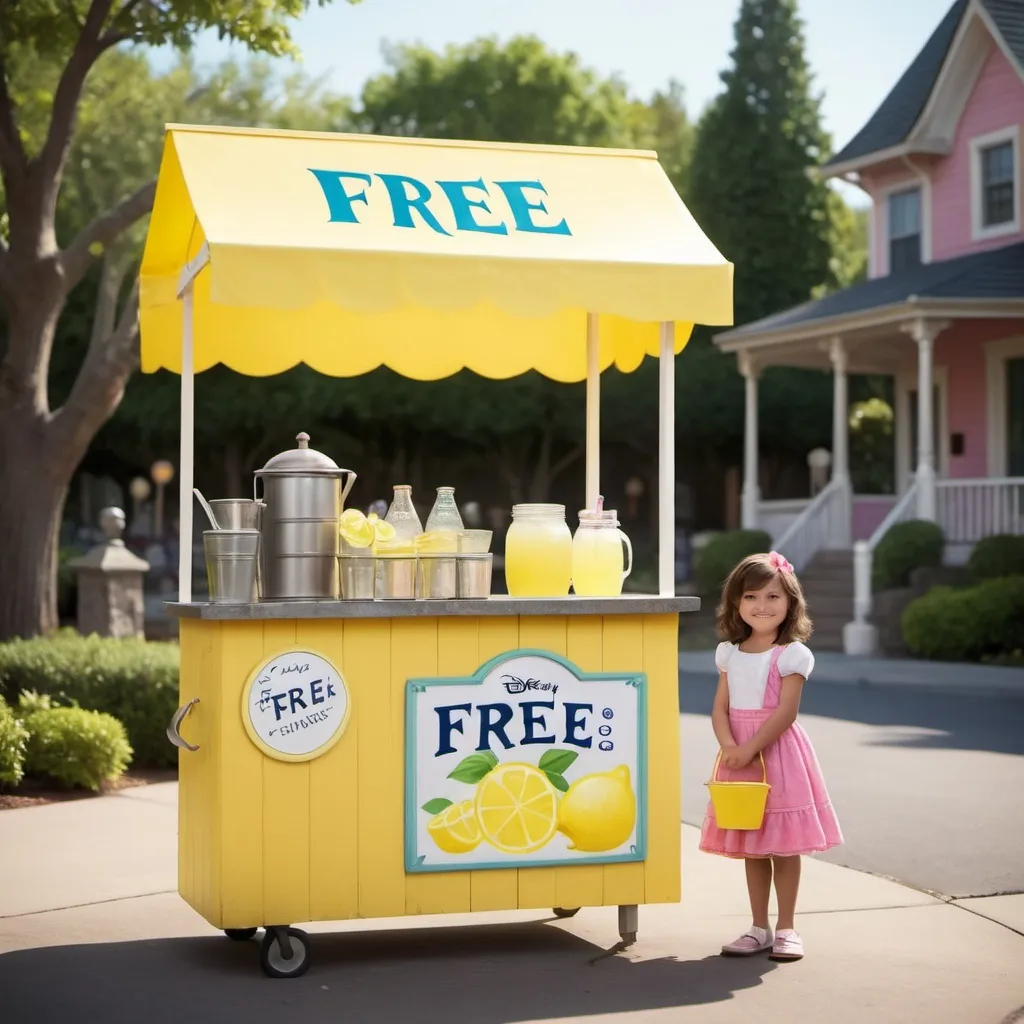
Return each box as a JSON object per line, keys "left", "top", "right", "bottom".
{"left": 715, "top": 642, "right": 815, "bottom": 710}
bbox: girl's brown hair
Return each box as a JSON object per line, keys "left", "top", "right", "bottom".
{"left": 715, "top": 552, "right": 813, "bottom": 645}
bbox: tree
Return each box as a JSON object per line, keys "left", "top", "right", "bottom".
{"left": 0, "top": 0, "right": 360, "bottom": 640}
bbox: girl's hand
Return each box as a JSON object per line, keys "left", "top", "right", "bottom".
{"left": 721, "top": 744, "right": 756, "bottom": 770}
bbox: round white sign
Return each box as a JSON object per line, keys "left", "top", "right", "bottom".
{"left": 243, "top": 649, "right": 350, "bottom": 760}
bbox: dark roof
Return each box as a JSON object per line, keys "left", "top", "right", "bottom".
{"left": 719, "top": 241, "right": 1024, "bottom": 341}
{"left": 825, "top": 0, "right": 1024, "bottom": 170}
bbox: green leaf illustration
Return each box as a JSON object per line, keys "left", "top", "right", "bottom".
{"left": 447, "top": 751, "right": 498, "bottom": 784}
{"left": 421, "top": 798, "right": 453, "bottom": 815}
{"left": 539, "top": 748, "right": 578, "bottom": 775}
{"left": 545, "top": 770, "right": 570, "bottom": 793}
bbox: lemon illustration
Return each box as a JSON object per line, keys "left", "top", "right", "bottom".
{"left": 475, "top": 763, "right": 559, "bottom": 854}
{"left": 427, "top": 799, "right": 482, "bottom": 854}
{"left": 557, "top": 765, "right": 636, "bottom": 852}
{"left": 340, "top": 508, "right": 374, "bottom": 549}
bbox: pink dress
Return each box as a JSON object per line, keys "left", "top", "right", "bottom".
{"left": 699, "top": 643, "right": 843, "bottom": 859}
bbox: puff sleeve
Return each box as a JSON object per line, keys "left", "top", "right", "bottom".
{"left": 715, "top": 642, "right": 734, "bottom": 673}
{"left": 778, "top": 641, "right": 814, "bottom": 680}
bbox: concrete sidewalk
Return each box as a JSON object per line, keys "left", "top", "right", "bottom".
{"left": 680, "top": 648, "right": 1024, "bottom": 695}
{"left": 1, "top": 783, "right": 1022, "bottom": 1023}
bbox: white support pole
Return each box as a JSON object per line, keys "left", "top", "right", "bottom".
{"left": 658, "top": 322, "right": 676, "bottom": 597}
{"left": 829, "top": 337, "right": 852, "bottom": 548}
{"left": 178, "top": 285, "right": 195, "bottom": 603}
{"left": 585, "top": 313, "right": 601, "bottom": 511}
{"left": 739, "top": 353, "right": 760, "bottom": 530}
{"left": 909, "top": 319, "right": 941, "bottom": 521}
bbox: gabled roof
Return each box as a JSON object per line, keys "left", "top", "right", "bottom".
{"left": 714, "top": 241, "right": 1024, "bottom": 349}
{"left": 823, "top": 0, "right": 1024, "bottom": 176}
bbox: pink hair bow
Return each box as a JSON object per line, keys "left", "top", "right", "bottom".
{"left": 768, "top": 551, "right": 794, "bottom": 574}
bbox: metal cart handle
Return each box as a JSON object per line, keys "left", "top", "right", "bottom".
{"left": 167, "top": 698, "right": 200, "bottom": 752}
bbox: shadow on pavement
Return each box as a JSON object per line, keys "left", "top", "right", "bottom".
{"left": 680, "top": 674, "right": 1024, "bottom": 757}
{"left": 0, "top": 918, "right": 778, "bottom": 1023}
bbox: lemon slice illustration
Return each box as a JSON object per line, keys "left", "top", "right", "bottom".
{"left": 427, "top": 799, "right": 482, "bottom": 854}
{"left": 340, "top": 508, "right": 374, "bottom": 549}
{"left": 475, "top": 763, "right": 559, "bottom": 854}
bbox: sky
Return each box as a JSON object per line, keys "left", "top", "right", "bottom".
{"left": 155, "top": 0, "right": 957, "bottom": 206}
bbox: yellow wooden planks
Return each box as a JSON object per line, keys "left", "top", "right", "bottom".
{"left": 469, "top": 617, "right": 521, "bottom": 912}
{"left": 642, "top": 613, "right": 681, "bottom": 904}
{"left": 514, "top": 616, "right": 567, "bottom": 911}
{"left": 259, "top": 620, "right": 311, "bottom": 926}
{"left": 299, "top": 620, "right": 357, "bottom": 923}
{"left": 600, "top": 615, "right": 647, "bottom": 907}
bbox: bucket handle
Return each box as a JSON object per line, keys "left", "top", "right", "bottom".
{"left": 167, "top": 697, "right": 200, "bottom": 752}
{"left": 710, "top": 749, "right": 767, "bottom": 784}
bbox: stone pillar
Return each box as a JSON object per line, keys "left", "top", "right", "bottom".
{"left": 739, "top": 353, "right": 760, "bottom": 530}
{"left": 69, "top": 507, "right": 151, "bottom": 639}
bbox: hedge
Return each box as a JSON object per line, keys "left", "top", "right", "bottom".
{"left": 902, "top": 575, "right": 1024, "bottom": 661}
{"left": 0, "top": 631, "right": 179, "bottom": 768}
{"left": 0, "top": 697, "right": 29, "bottom": 787}
{"left": 693, "top": 529, "right": 772, "bottom": 595}
{"left": 23, "top": 705, "right": 133, "bottom": 791}
{"left": 967, "top": 533, "right": 1024, "bottom": 583}
{"left": 873, "top": 519, "right": 945, "bottom": 591}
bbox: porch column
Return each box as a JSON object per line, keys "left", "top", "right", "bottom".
{"left": 739, "top": 353, "right": 760, "bottom": 530}
{"left": 905, "top": 319, "right": 946, "bottom": 521}
{"left": 829, "top": 337, "right": 852, "bottom": 547}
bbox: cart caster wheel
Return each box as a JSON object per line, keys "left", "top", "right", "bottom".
{"left": 552, "top": 907, "right": 580, "bottom": 918}
{"left": 260, "top": 926, "right": 312, "bottom": 979}
{"left": 225, "top": 928, "right": 258, "bottom": 941}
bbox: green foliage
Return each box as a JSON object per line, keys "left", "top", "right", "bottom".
{"left": 22, "top": 706, "right": 133, "bottom": 791}
{"left": 694, "top": 529, "right": 772, "bottom": 595}
{"left": 848, "top": 396, "right": 895, "bottom": 495}
{"left": 0, "top": 631, "right": 180, "bottom": 767}
{"left": 872, "top": 520, "right": 946, "bottom": 591}
{"left": 966, "top": 534, "right": 1024, "bottom": 583}
{"left": 902, "top": 576, "right": 1024, "bottom": 662}
{"left": 0, "top": 698, "right": 30, "bottom": 787}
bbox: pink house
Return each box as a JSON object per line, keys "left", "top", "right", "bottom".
{"left": 713, "top": 0, "right": 1024, "bottom": 654}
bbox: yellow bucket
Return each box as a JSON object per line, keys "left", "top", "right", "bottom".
{"left": 705, "top": 751, "right": 771, "bottom": 830}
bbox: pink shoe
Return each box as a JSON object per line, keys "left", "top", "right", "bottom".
{"left": 721, "top": 925, "right": 773, "bottom": 956}
{"left": 769, "top": 929, "right": 804, "bottom": 961}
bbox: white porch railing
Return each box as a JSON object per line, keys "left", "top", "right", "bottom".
{"left": 936, "top": 477, "right": 1024, "bottom": 542}
{"left": 773, "top": 478, "right": 848, "bottom": 574}
{"left": 849, "top": 482, "right": 919, "bottom": 633}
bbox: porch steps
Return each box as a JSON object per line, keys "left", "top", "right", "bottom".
{"left": 799, "top": 549, "right": 853, "bottom": 653}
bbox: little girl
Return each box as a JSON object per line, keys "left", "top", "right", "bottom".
{"left": 699, "top": 550, "right": 843, "bottom": 962}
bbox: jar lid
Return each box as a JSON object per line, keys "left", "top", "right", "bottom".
{"left": 256, "top": 432, "right": 343, "bottom": 476}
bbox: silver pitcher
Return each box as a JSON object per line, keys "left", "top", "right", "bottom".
{"left": 254, "top": 432, "right": 357, "bottom": 600}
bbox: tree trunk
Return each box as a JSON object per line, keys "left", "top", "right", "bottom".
{"left": 0, "top": 413, "right": 68, "bottom": 640}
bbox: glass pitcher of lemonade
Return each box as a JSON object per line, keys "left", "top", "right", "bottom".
{"left": 571, "top": 510, "right": 633, "bottom": 597}
{"left": 504, "top": 504, "right": 572, "bottom": 597}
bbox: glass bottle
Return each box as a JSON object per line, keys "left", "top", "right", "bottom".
{"left": 425, "top": 486, "right": 464, "bottom": 535}
{"left": 504, "top": 503, "right": 572, "bottom": 597}
{"left": 384, "top": 484, "right": 423, "bottom": 542}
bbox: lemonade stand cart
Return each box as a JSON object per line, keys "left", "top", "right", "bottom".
{"left": 141, "top": 123, "right": 733, "bottom": 978}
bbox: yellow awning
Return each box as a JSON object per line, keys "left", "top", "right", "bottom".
{"left": 140, "top": 124, "right": 733, "bottom": 382}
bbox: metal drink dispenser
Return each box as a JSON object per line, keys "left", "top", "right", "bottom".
{"left": 254, "top": 432, "right": 357, "bottom": 600}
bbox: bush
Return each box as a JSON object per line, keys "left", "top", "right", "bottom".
{"left": 902, "top": 575, "right": 1024, "bottom": 661}
{"left": 0, "top": 698, "right": 29, "bottom": 787}
{"left": 22, "top": 706, "right": 133, "bottom": 791}
{"left": 0, "top": 630, "right": 179, "bottom": 768}
{"left": 967, "top": 534, "right": 1024, "bottom": 583}
{"left": 693, "top": 529, "right": 772, "bottom": 595}
{"left": 873, "top": 519, "right": 945, "bottom": 591}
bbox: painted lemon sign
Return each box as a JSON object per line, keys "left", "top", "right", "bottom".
{"left": 405, "top": 650, "right": 646, "bottom": 872}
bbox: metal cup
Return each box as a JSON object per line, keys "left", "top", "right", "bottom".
{"left": 203, "top": 529, "right": 260, "bottom": 604}
{"left": 377, "top": 555, "right": 417, "bottom": 600}
{"left": 457, "top": 529, "right": 493, "bottom": 553}
{"left": 457, "top": 554, "right": 493, "bottom": 599}
{"left": 339, "top": 555, "right": 376, "bottom": 600}
{"left": 209, "top": 499, "right": 265, "bottom": 600}
{"left": 418, "top": 554, "right": 457, "bottom": 600}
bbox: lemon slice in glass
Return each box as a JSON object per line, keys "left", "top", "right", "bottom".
{"left": 474, "top": 763, "right": 559, "bottom": 854}
{"left": 340, "top": 508, "right": 374, "bottom": 549}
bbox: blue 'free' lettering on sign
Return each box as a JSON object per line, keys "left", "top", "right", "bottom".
{"left": 433, "top": 700, "right": 594, "bottom": 757}
{"left": 307, "top": 170, "right": 572, "bottom": 237}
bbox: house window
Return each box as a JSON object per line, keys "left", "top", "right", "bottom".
{"left": 981, "top": 141, "right": 1015, "bottom": 228}
{"left": 888, "top": 187, "right": 922, "bottom": 273}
